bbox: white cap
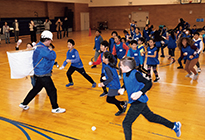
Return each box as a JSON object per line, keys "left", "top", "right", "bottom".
{"left": 41, "top": 30, "right": 53, "bottom": 40}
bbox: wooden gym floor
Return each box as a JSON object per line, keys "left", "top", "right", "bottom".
{"left": 0, "top": 30, "right": 205, "bottom": 140}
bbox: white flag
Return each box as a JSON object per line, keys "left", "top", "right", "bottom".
{"left": 7, "top": 50, "right": 34, "bottom": 79}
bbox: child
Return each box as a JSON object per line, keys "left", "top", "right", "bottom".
{"left": 137, "top": 37, "right": 147, "bottom": 74}
{"left": 146, "top": 38, "right": 160, "bottom": 82}
{"left": 121, "top": 37, "right": 130, "bottom": 47}
{"left": 168, "top": 30, "right": 177, "bottom": 62}
{"left": 178, "top": 37, "right": 199, "bottom": 80}
{"left": 191, "top": 25, "right": 197, "bottom": 37}
{"left": 193, "top": 32, "right": 202, "bottom": 73}
{"left": 90, "top": 40, "right": 110, "bottom": 97}
{"left": 109, "top": 31, "right": 118, "bottom": 53}
{"left": 92, "top": 30, "right": 103, "bottom": 68}
{"left": 99, "top": 52, "right": 127, "bottom": 116}
{"left": 133, "top": 27, "right": 141, "bottom": 41}
{"left": 112, "top": 35, "right": 129, "bottom": 78}
{"left": 129, "top": 20, "right": 136, "bottom": 33}
{"left": 119, "top": 57, "right": 181, "bottom": 140}
{"left": 59, "top": 39, "right": 96, "bottom": 87}
{"left": 123, "top": 30, "right": 130, "bottom": 41}
{"left": 202, "top": 30, "right": 205, "bottom": 53}
{"left": 143, "top": 25, "right": 150, "bottom": 43}
{"left": 127, "top": 40, "right": 140, "bottom": 68}
{"left": 130, "top": 26, "right": 135, "bottom": 39}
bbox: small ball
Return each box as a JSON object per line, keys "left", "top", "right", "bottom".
{"left": 91, "top": 126, "right": 96, "bottom": 131}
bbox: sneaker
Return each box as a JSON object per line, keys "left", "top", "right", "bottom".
{"left": 19, "top": 103, "right": 29, "bottom": 110}
{"left": 172, "top": 58, "right": 175, "bottom": 63}
{"left": 115, "top": 110, "right": 124, "bottom": 116}
{"left": 122, "top": 101, "right": 128, "bottom": 113}
{"left": 160, "top": 55, "right": 165, "bottom": 58}
{"left": 173, "top": 122, "right": 181, "bottom": 137}
{"left": 168, "top": 57, "right": 171, "bottom": 60}
{"left": 66, "top": 83, "right": 74, "bottom": 87}
{"left": 92, "top": 82, "right": 96, "bottom": 88}
{"left": 118, "top": 75, "right": 122, "bottom": 79}
{"left": 193, "top": 74, "right": 198, "bottom": 80}
{"left": 52, "top": 107, "right": 66, "bottom": 113}
{"left": 153, "top": 77, "right": 160, "bottom": 83}
{"left": 197, "top": 68, "right": 201, "bottom": 73}
{"left": 99, "top": 92, "right": 107, "bottom": 97}
{"left": 177, "top": 66, "right": 183, "bottom": 69}
{"left": 91, "top": 65, "right": 97, "bottom": 68}
{"left": 185, "top": 73, "right": 192, "bottom": 77}
{"left": 56, "top": 63, "right": 59, "bottom": 68}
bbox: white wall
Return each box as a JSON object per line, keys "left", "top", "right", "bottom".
{"left": 34, "top": 0, "right": 89, "bottom": 3}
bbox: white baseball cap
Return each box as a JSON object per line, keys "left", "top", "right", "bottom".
{"left": 41, "top": 30, "right": 53, "bottom": 40}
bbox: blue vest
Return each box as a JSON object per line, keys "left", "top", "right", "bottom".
{"left": 143, "top": 29, "right": 150, "bottom": 41}
{"left": 133, "top": 32, "right": 141, "bottom": 41}
{"left": 109, "top": 38, "right": 115, "bottom": 53}
{"left": 129, "top": 48, "right": 140, "bottom": 66}
{"left": 101, "top": 52, "right": 107, "bottom": 74}
{"left": 104, "top": 64, "right": 121, "bottom": 90}
{"left": 155, "top": 41, "right": 161, "bottom": 48}
{"left": 194, "top": 39, "right": 201, "bottom": 49}
{"left": 181, "top": 45, "right": 199, "bottom": 60}
{"left": 115, "top": 42, "right": 126, "bottom": 59}
{"left": 67, "top": 49, "right": 83, "bottom": 68}
{"left": 168, "top": 36, "right": 177, "bottom": 49}
{"left": 146, "top": 46, "right": 159, "bottom": 65}
{"left": 95, "top": 35, "right": 102, "bottom": 51}
{"left": 123, "top": 69, "right": 148, "bottom": 104}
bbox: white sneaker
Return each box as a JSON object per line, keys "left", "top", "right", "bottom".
{"left": 19, "top": 103, "right": 29, "bottom": 110}
{"left": 52, "top": 107, "right": 66, "bottom": 113}
{"left": 197, "top": 68, "right": 201, "bottom": 73}
{"left": 185, "top": 73, "right": 192, "bottom": 77}
{"left": 193, "top": 74, "right": 199, "bottom": 80}
{"left": 118, "top": 75, "right": 122, "bottom": 79}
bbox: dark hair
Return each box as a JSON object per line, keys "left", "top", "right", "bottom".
{"left": 138, "top": 37, "right": 145, "bottom": 43}
{"left": 193, "top": 25, "right": 196, "bottom": 27}
{"left": 177, "top": 37, "right": 194, "bottom": 50}
{"left": 96, "top": 30, "right": 101, "bottom": 34}
{"left": 134, "top": 21, "right": 137, "bottom": 23}
{"left": 194, "top": 32, "right": 199, "bottom": 36}
{"left": 103, "top": 52, "right": 116, "bottom": 68}
{"left": 101, "top": 40, "right": 109, "bottom": 47}
{"left": 136, "top": 27, "right": 140, "bottom": 31}
{"left": 131, "top": 26, "right": 135, "bottom": 29}
{"left": 123, "top": 30, "right": 128, "bottom": 34}
{"left": 170, "top": 30, "right": 175, "bottom": 40}
{"left": 130, "top": 40, "right": 138, "bottom": 45}
{"left": 116, "top": 35, "right": 121, "bottom": 40}
{"left": 67, "top": 39, "right": 75, "bottom": 45}
{"left": 50, "top": 43, "right": 55, "bottom": 49}
{"left": 40, "top": 38, "right": 51, "bottom": 42}
{"left": 121, "top": 37, "right": 126, "bottom": 42}
{"left": 27, "top": 43, "right": 33, "bottom": 47}
{"left": 120, "top": 57, "right": 136, "bottom": 70}
{"left": 111, "top": 31, "right": 118, "bottom": 36}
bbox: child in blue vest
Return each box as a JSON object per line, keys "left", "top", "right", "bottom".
{"left": 191, "top": 25, "right": 197, "bottom": 37}
{"left": 92, "top": 30, "right": 103, "bottom": 68}
{"left": 130, "top": 26, "right": 135, "bottom": 39}
{"left": 127, "top": 40, "right": 140, "bottom": 67}
{"left": 119, "top": 57, "right": 181, "bottom": 140}
{"left": 99, "top": 52, "right": 127, "bottom": 116}
{"left": 146, "top": 38, "right": 160, "bottom": 82}
{"left": 137, "top": 37, "right": 148, "bottom": 74}
{"left": 193, "top": 32, "right": 202, "bottom": 73}
{"left": 133, "top": 27, "right": 141, "bottom": 41}
{"left": 143, "top": 25, "right": 150, "bottom": 43}
{"left": 178, "top": 37, "right": 199, "bottom": 80}
{"left": 59, "top": 39, "right": 96, "bottom": 87}
{"left": 112, "top": 35, "right": 129, "bottom": 79}
{"left": 109, "top": 31, "right": 118, "bottom": 53}
{"left": 90, "top": 40, "right": 110, "bottom": 97}
{"left": 168, "top": 30, "right": 177, "bottom": 63}
{"left": 121, "top": 37, "right": 130, "bottom": 47}
{"left": 202, "top": 30, "right": 205, "bottom": 53}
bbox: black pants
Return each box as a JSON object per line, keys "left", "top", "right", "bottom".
{"left": 63, "top": 28, "right": 68, "bottom": 37}
{"left": 137, "top": 64, "right": 148, "bottom": 74}
{"left": 106, "top": 96, "right": 124, "bottom": 111}
{"left": 30, "top": 31, "right": 36, "bottom": 42}
{"left": 123, "top": 101, "right": 174, "bottom": 140}
{"left": 57, "top": 31, "right": 62, "bottom": 39}
{"left": 178, "top": 57, "right": 186, "bottom": 67}
{"left": 100, "top": 74, "right": 108, "bottom": 94}
{"left": 168, "top": 48, "right": 175, "bottom": 57}
{"left": 66, "top": 66, "right": 94, "bottom": 84}
{"left": 22, "top": 76, "right": 59, "bottom": 109}
{"left": 14, "top": 31, "right": 19, "bottom": 42}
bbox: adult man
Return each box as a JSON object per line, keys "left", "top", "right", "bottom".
{"left": 19, "top": 30, "right": 66, "bottom": 113}
{"left": 63, "top": 17, "right": 69, "bottom": 37}
{"left": 13, "top": 19, "right": 19, "bottom": 42}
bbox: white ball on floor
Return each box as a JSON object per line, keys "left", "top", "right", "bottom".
{"left": 89, "top": 61, "right": 93, "bottom": 65}
{"left": 91, "top": 126, "right": 96, "bottom": 131}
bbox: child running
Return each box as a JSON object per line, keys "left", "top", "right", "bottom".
{"left": 109, "top": 31, "right": 118, "bottom": 53}
{"left": 119, "top": 57, "right": 181, "bottom": 140}
{"left": 146, "top": 38, "right": 160, "bottom": 82}
{"left": 193, "top": 32, "right": 202, "bottom": 73}
{"left": 59, "top": 39, "right": 96, "bottom": 87}
{"left": 90, "top": 40, "right": 110, "bottom": 97}
{"left": 167, "top": 30, "right": 177, "bottom": 63}
{"left": 99, "top": 51, "right": 127, "bottom": 116}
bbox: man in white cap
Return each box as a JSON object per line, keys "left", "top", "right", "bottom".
{"left": 19, "top": 30, "right": 66, "bottom": 113}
